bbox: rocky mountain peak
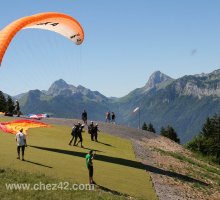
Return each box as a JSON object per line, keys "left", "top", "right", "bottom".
{"left": 76, "top": 84, "right": 88, "bottom": 93}
{"left": 175, "top": 69, "right": 220, "bottom": 98}
{"left": 144, "top": 71, "right": 173, "bottom": 91}
{"left": 49, "top": 79, "right": 69, "bottom": 90}
{"left": 47, "top": 79, "right": 76, "bottom": 96}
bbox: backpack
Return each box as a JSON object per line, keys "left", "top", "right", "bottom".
{"left": 88, "top": 125, "right": 93, "bottom": 134}
{"left": 71, "top": 125, "right": 78, "bottom": 136}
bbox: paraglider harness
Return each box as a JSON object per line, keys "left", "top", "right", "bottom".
{"left": 88, "top": 124, "right": 94, "bottom": 134}
{"left": 71, "top": 125, "right": 79, "bottom": 136}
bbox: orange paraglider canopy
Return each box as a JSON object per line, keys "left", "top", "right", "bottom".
{"left": 0, "top": 119, "right": 51, "bottom": 134}
{"left": 0, "top": 12, "right": 84, "bottom": 65}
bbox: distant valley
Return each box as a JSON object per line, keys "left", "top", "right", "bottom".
{"left": 9, "top": 69, "right": 220, "bottom": 143}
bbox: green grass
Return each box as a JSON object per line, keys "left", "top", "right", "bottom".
{"left": 155, "top": 148, "right": 220, "bottom": 194}
{"left": 0, "top": 168, "right": 129, "bottom": 200}
{"left": 155, "top": 148, "right": 220, "bottom": 176}
{"left": 0, "top": 117, "right": 157, "bottom": 200}
{"left": 192, "top": 182, "right": 206, "bottom": 191}
{"left": 187, "top": 150, "right": 220, "bottom": 167}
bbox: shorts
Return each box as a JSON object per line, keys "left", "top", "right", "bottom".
{"left": 88, "top": 166, "right": 93, "bottom": 177}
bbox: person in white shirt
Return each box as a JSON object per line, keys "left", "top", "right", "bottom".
{"left": 15, "top": 128, "right": 27, "bottom": 161}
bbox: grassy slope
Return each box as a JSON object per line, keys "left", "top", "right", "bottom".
{"left": 0, "top": 168, "right": 129, "bottom": 200}
{"left": 0, "top": 117, "right": 157, "bottom": 200}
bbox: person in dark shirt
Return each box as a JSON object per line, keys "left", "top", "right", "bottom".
{"left": 74, "top": 123, "right": 84, "bottom": 148}
{"left": 81, "top": 110, "right": 87, "bottom": 125}
{"left": 93, "top": 123, "right": 100, "bottom": 142}
{"left": 68, "top": 123, "right": 80, "bottom": 146}
{"left": 14, "top": 100, "right": 20, "bottom": 117}
{"left": 111, "top": 112, "right": 116, "bottom": 124}
{"left": 88, "top": 121, "right": 95, "bottom": 141}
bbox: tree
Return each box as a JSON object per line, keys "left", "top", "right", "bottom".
{"left": 6, "top": 96, "right": 14, "bottom": 114}
{"left": 160, "top": 125, "right": 180, "bottom": 143}
{"left": 201, "top": 117, "right": 214, "bottom": 138}
{"left": 160, "top": 126, "right": 166, "bottom": 136}
{"left": 148, "top": 122, "right": 156, "bottom": 133}
{"left": 142, "top": 122, "right": 156, "bottom": 133}
{"left": 0, "top": 91, "right": 6, "bottom": 112}
{"left": 187, "top": 114, "right": 220, "bottom": 164}
{"left": 142, "top": 122, "right": 148, "bottom": 131}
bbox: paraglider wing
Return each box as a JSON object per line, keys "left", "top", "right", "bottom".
{"left": 0, "top": 119, "right": 51, "bottom": 134}
{"left": 0, "top": 12, "right": 84, "bottom": 65}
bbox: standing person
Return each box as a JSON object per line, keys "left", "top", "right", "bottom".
{"left": 111, "top": 112, "right": 116, "bottom": 124}
{"left": 14, "top": 100, "right": 20, "bottom": 117}
{"left": 105, "top": 112, "right": 109, "bottom": 122}
{"left": 88, "top": 121, "right": 94, "bottom": 141}
{"left": 15, "top": 128, "right": 27, "bottom": 161}
{"left": 74, "top": 124, "right": 84, "bottom": 148}
{"left": 85, "top": 150, "right": 96, "bottom": 184}
{"left": 93, "top": 123, "right": 100, "bottom": 142}
{"left": 68, "top": 123, "right": 80, "bottom": 145}
{"left": 106, "top": 111, "right": 111, "bottom": 123}
{"left": 105, "top": 112, "right": 108, "bottom": 122}
{"left": 81, "top": 110, "right": 87, "bottom": 125}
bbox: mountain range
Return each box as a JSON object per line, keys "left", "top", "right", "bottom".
{"left": 13, "top": 69, "right": 220, "bottom": 143}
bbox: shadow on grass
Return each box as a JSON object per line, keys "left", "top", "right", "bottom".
{"left": 96, "top": 141, "right": 113, "bottom": 147}
{"left": 96, "top": 184, "right": 129, "bottom": 197}
{"left": 24, "top": 160, "right": 53, "bottom": 169}
{"left": 74, "top": 146, "right": 103, "bottom": 152}
{"left": 29, "top": 145, "right": 208, "bottom": 186}
{"left": 81, "top": 146, "right": 103, "bottom": 153}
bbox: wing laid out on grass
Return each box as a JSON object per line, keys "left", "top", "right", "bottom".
{"left": 28, "top": 113, "right": 49, "bottom": 120}
{"left": 0, "top": 119, "right": 51, "bottom": 134}
{"left": 0, "top": 12, "right": 84, "bottom": 65}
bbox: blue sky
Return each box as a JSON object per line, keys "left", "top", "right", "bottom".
{"left": 0, "top": 0, "right": 220, "bottom": 97}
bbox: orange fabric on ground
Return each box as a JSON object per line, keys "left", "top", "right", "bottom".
{"left": 0, "top": 119, "right": 51, "bottom": 134}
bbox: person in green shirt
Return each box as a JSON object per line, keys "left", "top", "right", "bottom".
{"left": 86, "top": 150, "right": 96, "bottom": 184}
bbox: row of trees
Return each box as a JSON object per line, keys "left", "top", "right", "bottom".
{"left": 160, "top": 125, "right": 180, "bottom": 144}
{"left": 187, "top": 114, "right": 220, "bottom": 164}
{"left": 142, "top": 122, "right": 180, "bottom": 143}
{"left": 142, "top": 122, "right": 156, "bottom": 133}
{"left": 0, "top": 91, "right": 15, "bottom": 114}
